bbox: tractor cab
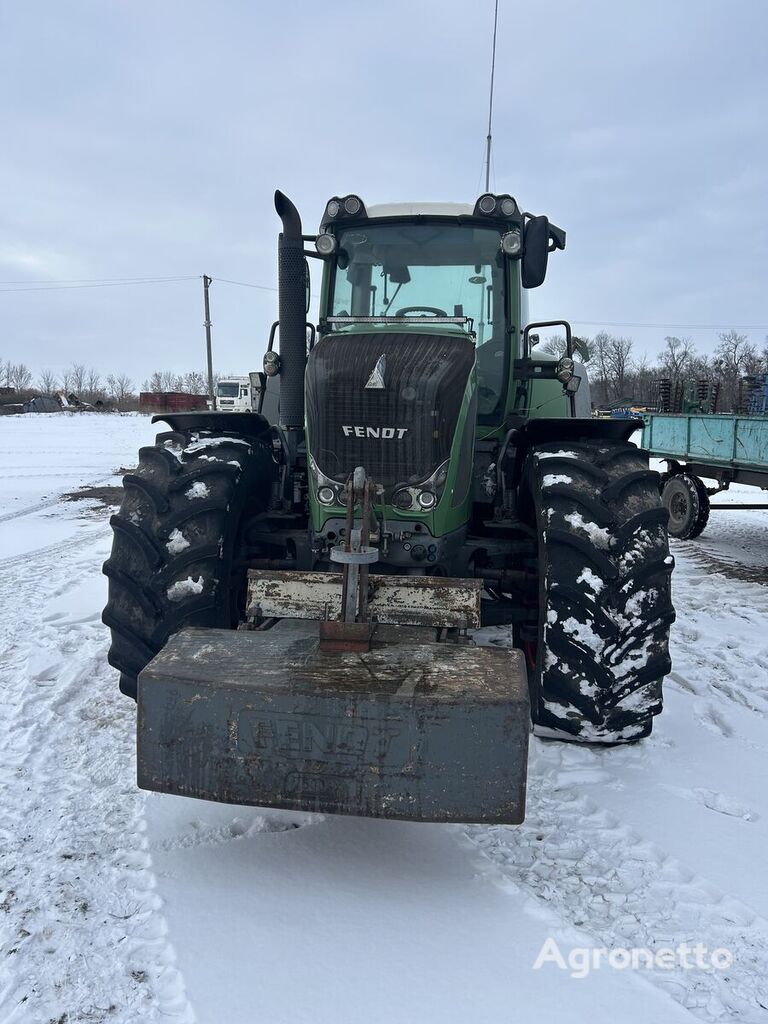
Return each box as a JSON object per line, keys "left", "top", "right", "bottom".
{"left": 271, "top": 192, "right": 572, "bottom": 575}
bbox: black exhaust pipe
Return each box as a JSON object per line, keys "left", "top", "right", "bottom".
{"left": 274, "top": 190, "right": 306, "bottom": 433}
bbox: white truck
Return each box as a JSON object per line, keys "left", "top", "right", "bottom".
{"left": 208, "top": 373, "right": 280, "bottom": 421}
{"left": 213, "top": 375, "right": 253, "bottom": 411}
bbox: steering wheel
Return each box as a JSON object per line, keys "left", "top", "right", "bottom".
{"left": 394, "top": 305, "right": 448, "bottom": 317}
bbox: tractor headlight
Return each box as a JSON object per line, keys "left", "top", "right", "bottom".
{"left": 500, "top": 197, "right": 518, "bottom": 217}
{"left": 263, "top": 350, "right": 281, "bottom": 377}
{"left": 393, "top": 488, "right": 413, "bottom": 510}
{"left": 556, "top": 356, "right": 575, "bottom": 383}
{"left": 417, "top": 490, "right": 436, "bottom": 510}
{"left": 309, "top": 455, "right": 344, "bottom": 506}
{"left": 501, "top": 229, "right": 522, "bottom": 255}
{"left": 315, "top": 233, "right": 337, "bottom": 256}
{"left": 477, "top": 193, "right": 497, "bottom": 214}
{"left": 322, "top": 195, "right": 368, "bottom": 229}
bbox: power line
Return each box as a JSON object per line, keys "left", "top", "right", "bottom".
{"left": 0, "top": 275, "right": 199, "bottom": 285}
{"left": 0, "top": 274, "right": 279, "bottom": 295}
{"left": 571, "top": 319, "right": 768, "bottom": 332}
{"left": 214, "top": 277, "right": 278, "bottom": 292}
{"left": 0, "top": 273, "right": 761, "bottom": 329}
{"left": 0, "top": 275, "right": 199, "bottom": 294}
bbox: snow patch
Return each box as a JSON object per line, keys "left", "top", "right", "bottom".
{"left": 184, "top": 437, "right": 250, "bottom": 455}
{"left": 537, "top": 450, "right": 580, "bottom": 460}
{"left": 577, "top": 568, "right": 604, "bottom": 594}
{"left": 167, "top": 575, "right": 204, "bottom": 601}
{"left": 557, "top": 616, "right": 605, "bottom": 655}
{"left": 564, "top": 511, "right": 611, "bottom": 549}
{"left": 543, "top": 474, "right": 573, "bottom": 486}
{"left": 185, "top": 480, "right": 209, "bottom": 499}
{"left": 163, "top": 441, "right": 184, "bottom": 463}
{"left": 166, "top": 528, "right": 190, "bottom": 555}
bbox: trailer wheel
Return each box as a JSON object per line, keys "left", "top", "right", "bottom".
{"left": 528, "top": 440, "right": 675, "bottom": 743}
{"left": 102, "top": 427, "right": 276, "bottom": 698}
{"left": 662, "top": 473, "right": 710, "bottom": 539}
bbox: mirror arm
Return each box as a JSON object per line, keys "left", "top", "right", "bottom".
{"left": 548, "top": 223, "right": 566, "bottom": 251}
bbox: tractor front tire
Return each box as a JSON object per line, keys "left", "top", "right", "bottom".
{"left": 102, "top": 427, "right": 275, "bottom": 699}
{"left": 529, "top": 440, "right": 675, "bottom": 743}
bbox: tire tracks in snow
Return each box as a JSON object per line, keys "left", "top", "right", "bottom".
{"left": 465, "top": 543, "right": 768, "bottom": 1023}
{"left": 462, "top": 741, "right": 768, "bottom": 1023}
{"left": 0, "top": 526, "right": 104, "bottom": 575}
{"left": 0, "top": 473, "right": 117, "bottom": 525}
{"left": 0, "top": 525, "right": 193, "bottom": 1023}
{"left": 668, "top": 549, "right": 768, "bottom": 728}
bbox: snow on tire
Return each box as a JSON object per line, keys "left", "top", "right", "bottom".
{"left": 530, "top": 440, "right": 675, "bottom": 743}
{"left": 102, "top": 427, "right": 275, "bottom": 699}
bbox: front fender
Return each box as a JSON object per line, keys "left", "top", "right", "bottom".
{"left": 151, "top": 410, "right": 273, "bottom": 437}
{"left": 517, "top": 416, "right": 642, "bottom": 447}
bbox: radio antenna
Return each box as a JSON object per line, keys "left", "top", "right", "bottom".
{"left": 484, "top": 0, "right": 500, "bottom": 192}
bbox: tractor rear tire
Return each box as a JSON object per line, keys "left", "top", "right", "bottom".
{"left": 662, "top": 472, "right": 710, "bottom": 539}
{"left": 102, "top": 427, "right": 275, "bottom": 699}
{"left": 529, "top": 440, "right": 675, "bottom": 743}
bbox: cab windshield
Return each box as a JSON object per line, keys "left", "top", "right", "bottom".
{"left": 329, "top": 221, "right": 507, "bottom": 417}
{"left": 217, "top": 382, "right": 239, "bottom": 398}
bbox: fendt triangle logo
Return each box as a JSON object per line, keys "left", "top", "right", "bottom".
{"left": 364, "top": 354, "right": 386, "bottom": 389}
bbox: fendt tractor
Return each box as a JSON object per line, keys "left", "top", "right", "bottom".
{"left": 103, "top": 190, "right": 675, "bottom": 824}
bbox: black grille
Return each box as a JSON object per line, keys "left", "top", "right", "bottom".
{"left": 306, "top": 332, "right": 474, "bottom": 488}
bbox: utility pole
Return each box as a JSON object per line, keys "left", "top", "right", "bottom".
{"left": 202, "top": 275, "right": 215, "bottom": 410}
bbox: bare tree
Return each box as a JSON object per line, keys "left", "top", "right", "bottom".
{"left": 606, "top": 336, "right": 633, "bottom": 402}
{"left": 659, "top": 336, "right": 695, "bottom": 381}
{"left": 540, "top": 334, "right": 567, "bottom": 358}
{"left": 38, "top": 369, "right": 59, "bottom": 393}
{"left": 159, "top": 370, "right": 182, "bottom": 391}
{"left": 589, "top": 332, "right": 613, "bottom": 405}
{"left": 85, "top": 367, "right": 104, "bottom": 402}
{"left": 106, "top": 373, "right": 135, "bottom": 409}
{"left": 714, "top": 329, "right": 760, "bottom": 411}
{"left": 8, "top": 363, "right": 33, "bottom": 391}
{"left": 180, "top": 370, "right": 207, "bottom": 394}
{"left": 68, "top": 362, "right": 87, "bottom": 394}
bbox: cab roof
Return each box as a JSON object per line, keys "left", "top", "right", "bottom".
{"left": 364, "top": 201, "right": 474, "bottom": 219}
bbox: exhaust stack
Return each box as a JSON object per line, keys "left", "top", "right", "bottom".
{"left": 274, "top": 190, "right": 306, "bottom": 432}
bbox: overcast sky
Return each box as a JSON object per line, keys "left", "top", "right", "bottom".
{"left": 2, "top": 0, "right": 767, "bottom": 385}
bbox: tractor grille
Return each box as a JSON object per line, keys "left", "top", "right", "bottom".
{"left": 305, "top": 332, "right": 474, "bottom": 489}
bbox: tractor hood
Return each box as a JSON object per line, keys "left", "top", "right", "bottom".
{"left": 305, "top": 331, "right": 475, "bottom": 495}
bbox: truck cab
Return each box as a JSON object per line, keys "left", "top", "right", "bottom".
{"left": 214, "top": 375, "right": 253, "bottom": 412}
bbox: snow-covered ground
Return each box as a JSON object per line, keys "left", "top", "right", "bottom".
{"left": 1, "top": 413, "right": 768, "bottom": 1024}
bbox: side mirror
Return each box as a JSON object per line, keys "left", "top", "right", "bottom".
{"left": 521, "top": 216, "right": 549, "bottom": 289}
{"left": 529, "top": 333, "right": 540, "bottom": 347}
{"left": 304, "top": 258, "right": 311, "bottom": 314}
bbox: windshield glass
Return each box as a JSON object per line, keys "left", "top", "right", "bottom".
{"left": 330, "top": 222, "right": 507, "bottom": 417}
{"left": 217, "top": 382, "right": 239, "bottom": 398}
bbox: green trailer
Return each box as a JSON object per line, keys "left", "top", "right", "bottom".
{"left": 642, "top": 412, "right": 768, "bottom": 539}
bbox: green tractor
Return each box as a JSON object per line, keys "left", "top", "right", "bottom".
{"left": 103, "top": 190, "right": 674, "bottom": 824}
